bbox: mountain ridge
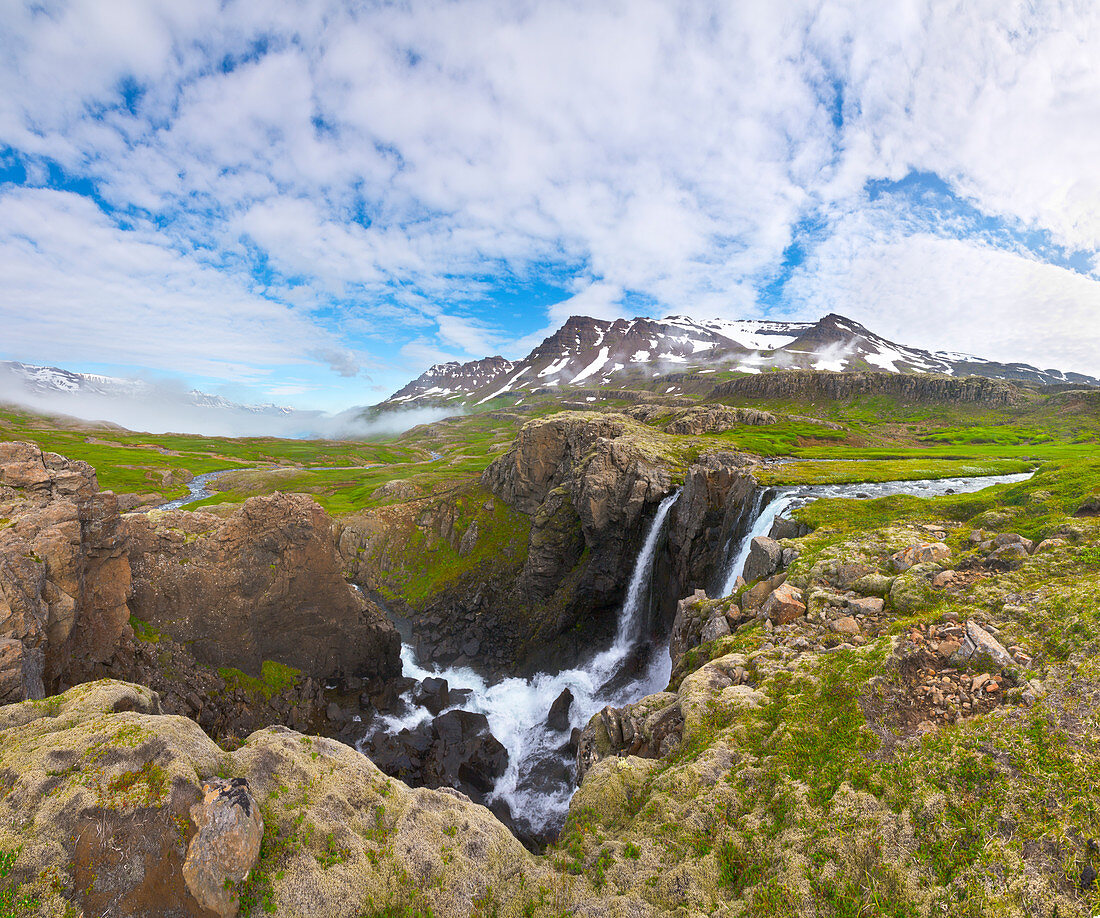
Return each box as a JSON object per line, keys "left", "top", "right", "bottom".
{"left": 382, "top": 312, "right": 1099, "bottom": 407}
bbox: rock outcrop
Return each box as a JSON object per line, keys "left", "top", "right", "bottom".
{"left": 125, "top": 493, "right": 400, "bottom": 682}
{"left": 576, "top": 692, "right": 684, "bottom": 783}
{"left": 711, "top": 369, "right": 1024, "bottom": 406}
{"left": 0, "top": 441, "right": 132, "bottom": 700}
{"left": 469, "top": 413, "right": 675, "bottom": 670}
{"left": 664, "top": 451, "right": 759, "bottom": 613}
{"left": 665, "top": 405, "right": 776, "bottom": 435}
{"left": 183, "top": 777, "right": 263, "bottom": 918}
{"left": 0, "top": 680, "right": 577, "bottom": 917}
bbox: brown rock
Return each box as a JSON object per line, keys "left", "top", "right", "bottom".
{"left": 183, "top": 778, "right": 263, "bottom": 917}
{"left": 743, "top": 536, "right": 783, "bottom": 584}
{"left": 830, "top": 615, "right": 860, "bottom": 636}
{"left": 891, "top": 542, "right": 951, "bottom": 573}
{"left": 937, "top": 639, "right": 961, "bottom": 659}
{"left": 847, "top": 596, "right": 884, "bottom": 616}
{"left": 741, "top": 576, "right": 782, "bottom": 614}
{"left": 125, "top": 492, "right": 400, "bottom": 682}
{"left": 0, "top": 442, "right": 132, "bottom": 696}
{"left": 987, "top": 543, "right": 1029, "bottom": 569}
{"left": 931, "top": 570, "right": 958, "bottom": 589}
{"left": 762, "top": 583, "right": 805, "bottom": 625}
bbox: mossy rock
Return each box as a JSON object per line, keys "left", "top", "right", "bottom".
{"left": 889, "top": 568, "right": 936, "bottom": 613}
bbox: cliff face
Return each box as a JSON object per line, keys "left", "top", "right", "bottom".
{"left": 662, "top": 451, "right": 760, "bottom": 619}
{"left": 0, "top": 441, "right": 132, "bottom": 701}
{"left": 483, "top": 414, "right": 674, "bottom": 603}
{"left": 711, "top": 369, "right": 1024, "bottom": 406}
{"left": 125, "top": 492, "right": 400, "bottom": 682}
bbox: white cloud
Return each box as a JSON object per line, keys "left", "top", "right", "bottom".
{"left": 0, "top": 187, "right": 351, "bottom": 380}
{"left": 787, "top": 231, "right": 1100, "bottom": 377}
{"left": 1, "top": 0, "right": 1099, "bottom": 402}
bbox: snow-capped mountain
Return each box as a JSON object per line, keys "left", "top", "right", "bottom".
{"left": 0, "top": 361, "right": 297, "bottom": 417}
{"left": 382, "top": 313, "right": 1099, "bottom": 406}
{"left": 387, "top": 356, "right": 516, "bottom": 403}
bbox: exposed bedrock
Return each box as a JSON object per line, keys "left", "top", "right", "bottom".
{"left": 0, "top": 680, "right": 575, "bottom": 917}
{"left": 476, "top": 416, "right": 767, "bottom": 674}
{"left": 337, "top": 414, "right": 766, "bottom": 678}
{"left": 0, "top": 441, "right": 132, "bottom": 701}
{"left": 661, "top": 450, "right": 761, "bottom": 621}
{"left": 125, "top": 492, "right": 400, "bottom": 683}
{"left": 711, "top": 368, "right": 1024, "bottom": 406}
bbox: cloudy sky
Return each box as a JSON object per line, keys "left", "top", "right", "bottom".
{"left": 2, "top": 0, "right": 1099, "bottom": 410}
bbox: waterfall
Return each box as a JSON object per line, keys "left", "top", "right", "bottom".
{"left": 718, "top": 487, "right": 802, "bottom": 597}
{"left": 361, "top": 489, "right": 682, "bottom": 838}
{"left": 587, "top": 490, "right": 680, "bottom": 679}
{"left": 716, "top": 470, "right": 1038, "bottom": 597}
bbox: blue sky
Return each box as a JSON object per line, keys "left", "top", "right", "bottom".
{"left": 2, "top": 0, "right": 1100, "bottom": 411}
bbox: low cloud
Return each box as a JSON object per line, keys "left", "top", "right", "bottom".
{"left": 310, "top": 347, "right": 366, "bottom": 378}
{"left": 0, "top": 367, "right": 462, "bottom": 440}
{"left": 323, "top": 405, "right": 466, "bottom": 439}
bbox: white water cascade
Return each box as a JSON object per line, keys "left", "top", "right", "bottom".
{"left": 717, "top": 471, "right": 1035, "bottom": 598}
{"left": 362, "top": 491, "right": 681, "bottom": 838}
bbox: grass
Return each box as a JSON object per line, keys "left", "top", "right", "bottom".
{"left": 0, "top": 848, "right": 38, "bottom": 917}
{"left": 795, "top": 457, "right": 1100, "bottom": 543}
{"left": 218, "top": 661, "right": 303, "bottom": 701}
{"left": 755, "top": 457, "right": 1033, "bottom": 486}
{"left": 362, "top": 484, "right": 532, "bottom": 608}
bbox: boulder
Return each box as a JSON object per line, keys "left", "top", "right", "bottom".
{"left": 889, "top": 570, "right": 935, "bottom": 613}
{"left": 183, "top": 778, "right": 263, "bottom": 918}
{"left": 891, "top": 542, "right": 951, "bottom": 573}
{"left": 742, "top": 536, "right": 783, "bottom": 584}
{"left": 125, "top": 492, "right": 400, "bottom": 683}
{"left": 830, "top": 615, "right": 861, "bottom": 636}
{"left": 846, "top": 596, "right": 883, "bottom": 617}
{"left": 547, "top": 687, "right": 574, "bottom": 732}
{"left": 952, "top": 620, "right": 1015, "bottom": 670}
{"left": 741, "top": 578, "right": 780, "bottom": 614}
{"left": 762, "top": 584, "right": 805, "bottom": 625}
{"left": 987, "top": 543, "right": 1029, "bottom": 570}
{"left": 769, "top": 516, "right": 810, "bottom": 540}
{"left": 993, "top": 533, "right": 1035, "bottom": 552}
{"left": 363, "top": 709, "right": 509, "bottom": 803}
{"left": 413, "top": 677, "right": 451, "bottom": 715}
{"left": 850, "top": 572, "right": 895, "bottom": 597}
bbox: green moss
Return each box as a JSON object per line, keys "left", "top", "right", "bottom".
{"left": 129, "top": 615, "right": 163, "bottom": 644}
{"left": 102, "top": 761, "right": 168, "bottom": 808}
{"left": 0, "top": 847, "right": 38, "bottom": 917}
{"left": 218, "top": 661, "right": 302, "bottom": 702}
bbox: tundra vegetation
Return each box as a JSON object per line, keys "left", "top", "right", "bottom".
{"left": 0, "top": 373, "right": 1098, "bottom": 916}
